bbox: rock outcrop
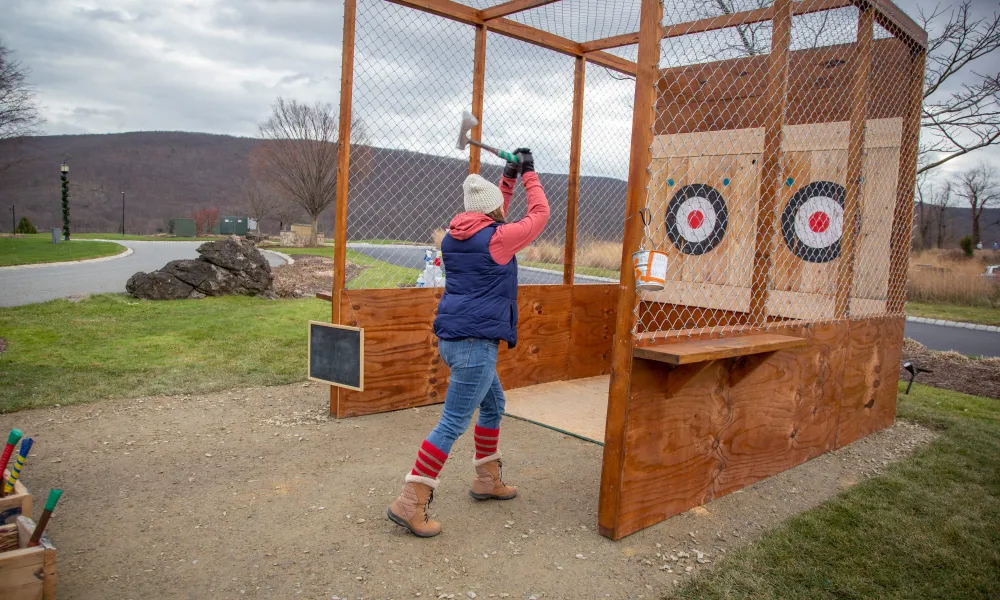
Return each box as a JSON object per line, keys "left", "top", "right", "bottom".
{"left": 126, "top": 236, "right": 274, "bottom": 300}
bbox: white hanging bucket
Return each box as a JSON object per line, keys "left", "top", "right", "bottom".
{"left": 632, "top": 250, "right": 668, "bottom": 291}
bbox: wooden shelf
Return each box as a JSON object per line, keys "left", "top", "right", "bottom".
{"left": 633, "top": 333, "right": 807, "bottom": 365}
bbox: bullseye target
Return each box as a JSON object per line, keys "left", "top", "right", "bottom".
{"left": 665, "top": 184, "right": 729, "bottom": 256}
{"left": 781, "top": 181, "right": 847, "bottom": 263}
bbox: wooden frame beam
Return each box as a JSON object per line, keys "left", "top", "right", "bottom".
{"left": 835, "top": 4, "right": 874, "bottom": 317}
{"left": 480, "top": 0, "right": 561, "bottom": 21}
{"left": 580, "top": 0, "right": 923, "bottom": 55}
{"left": 749, "top": 0, "right": 793, "bottom": 323}
{"left": 331, "top": 0, "right": 357, "bottom": 416}
{"left": 469, "top": 24, "right": 487, "bottom": 174}
{"left": 599, "top": 0, "right": 663, "bottom": 541}
{"left": 564, "top": 56, "right": 585, "bottom": 285}
{"left": 385, "top": 0, "right": 637, "bottom": 75}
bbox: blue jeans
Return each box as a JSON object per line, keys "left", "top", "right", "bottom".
{"left": 425, "top": 338, "right": 506, "bottom": 455}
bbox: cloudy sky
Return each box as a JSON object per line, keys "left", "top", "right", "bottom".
{"left": 3, "top": 0, "right": 998, "bottom": 179}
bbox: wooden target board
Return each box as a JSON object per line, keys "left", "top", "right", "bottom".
{"left": 645, "top": 118, "right": 902, "bottom": 319}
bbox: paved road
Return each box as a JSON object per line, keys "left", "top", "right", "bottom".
{"left": 348, "top": 244, "right": 613, "bottom": 285}
{"left": 0, "top": 241, "right": 287, "bottom": 308}
{"left": 904, "top": 321, "right": 1000, "bottom": 358}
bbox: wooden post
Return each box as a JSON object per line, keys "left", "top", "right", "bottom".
{"left": 470, "top": 24, "right": 487, "bottom": 174}
{"left": 835, "top": 4, "right": 874, "bottom": 318}
{"left": 748, "top": 0, "right": 792, "bottom": 323}
{"left": 598, "top": 0, "right": 662, "bottom": 541}
{"left": 887, "top": 44, "right": 926, "bottom": 313}
{"left": 564, "top": 56, "right": 585, "bottom": 284}
{"left": 331, "top": 0, "right": 357, "bottom": 416}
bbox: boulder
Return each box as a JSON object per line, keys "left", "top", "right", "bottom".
{"left": 126, "top": 271, "right": 196, "bottom": 300}
{"left": 127, "top": 236, "right": 275, "bottom": 300}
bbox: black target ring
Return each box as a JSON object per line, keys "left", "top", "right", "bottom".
{"left": 780, "top": 181, "right": 850, "bottom": 264}
{"left": 664, "top": 183, "right": 729, "bottom": 256}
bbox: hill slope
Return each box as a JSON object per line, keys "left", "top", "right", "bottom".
{"left": 0, "top": 131, "right": 628, "bottom": 243}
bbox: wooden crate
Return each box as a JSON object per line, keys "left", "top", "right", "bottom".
{"left": 0, "top": 516, "right": 56, "bottom": 600}
{"left": 0, "top": 476, "right": 32, "bottom": 526}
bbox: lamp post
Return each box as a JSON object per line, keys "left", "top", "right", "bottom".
{"left": 60, "top": 163, "right": 71, "bottom": 241}
{"left": 122, "top": 191, "right": 126, "bottom": 236}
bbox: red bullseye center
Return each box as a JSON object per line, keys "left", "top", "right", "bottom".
{"left": 687, "top": 209, "right": 705, "bottom": 229}
{"left": 808, "top": 211, "right": 830, "bottom": 233}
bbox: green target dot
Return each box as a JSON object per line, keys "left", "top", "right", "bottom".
{"left": 723, "top": 178, "right": 731, "bottom": 186}
{"left": 667, "top": 178, "right": 674, "bottom": 186}
{"left": 785, "top": 177, "right": 795, "bottom": 187}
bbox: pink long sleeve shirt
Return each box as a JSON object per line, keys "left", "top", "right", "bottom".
{"left": 445, "top": 171, "right": 550, "bottom": 264}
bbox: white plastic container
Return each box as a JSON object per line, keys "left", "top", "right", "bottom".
{"left": 632, "top": 250, "right": 668, "bottom": 291}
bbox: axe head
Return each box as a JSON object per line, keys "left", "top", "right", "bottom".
{"left": 457, "top": 110, "right": 479, "bottom": 150}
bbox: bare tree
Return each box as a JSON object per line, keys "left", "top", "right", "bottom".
{"left": 273, "top": 200, "right": 304, "bottom": 234}
{"left": 931, "top": 180, "right": 953, "bottom": 248}
{"left": 919, "top": 2, "right": 1000, "bottom": 174}
{"left": 255, "top": 98, "right": 370, "bottom": 246}
{"left": 953, "top": 162, "right": 1000, "bottom": 246}
{"left": 240, "top": 176, "right": 275, "bottom": 232}
{"left": 915, "top": 173, "right": 935, "bottom": 249}
{"left": 0, "top": 39, "right": 44, "bottom": 178}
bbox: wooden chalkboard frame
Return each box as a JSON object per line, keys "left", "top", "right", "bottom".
{"left": 307, "top": 321, "right": 365, "bottom": 391}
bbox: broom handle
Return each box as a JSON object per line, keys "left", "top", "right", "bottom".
{"left": 466, "top": 139, "right": 520, "bottom": 163}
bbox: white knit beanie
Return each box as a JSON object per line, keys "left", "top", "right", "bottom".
{"left": 463, "top": 174, "right": 504, "bottom": 215}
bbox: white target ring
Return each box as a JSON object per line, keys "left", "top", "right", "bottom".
{"left": 793, "top": 196, "right": 844, "bottom": 249}
{"left": 666, "top": 184, "right": 729, "bottom": 256}
{"left": 781, "top": 181, "right": 849, "bottom": 263}
{"left": 675, "top": 196, "right": 719, "bottom": 243}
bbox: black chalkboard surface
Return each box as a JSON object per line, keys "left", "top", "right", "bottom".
{"left": 308, "top": 321, "right": 364, "bottom": 391}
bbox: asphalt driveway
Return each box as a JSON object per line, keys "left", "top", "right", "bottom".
{"left": 0, "top": 240, "right": 287, "bottom": 307}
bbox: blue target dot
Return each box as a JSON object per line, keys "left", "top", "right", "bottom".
{"left": 785, "top": 177, "right": 795, "bottom": 187}
{"left": 723, "top": 178, "right": 731, "bottom": 186}
{"left": 667, "top": 178, "right": 674, "bottom": 186}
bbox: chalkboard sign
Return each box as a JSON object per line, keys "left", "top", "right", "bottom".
{"left": 308, "top": 321, "right": 364, "bottom": 391}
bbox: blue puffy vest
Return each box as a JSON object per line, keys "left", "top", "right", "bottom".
{"left": 433, "top": 224, "right": 519, "bottom": 348}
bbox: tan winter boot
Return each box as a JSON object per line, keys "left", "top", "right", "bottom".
{"left": 387, "top": 474, "right": 442, "bottom": 537}
{"left": 469, "top": 452, "right": 517, "bottom": 501}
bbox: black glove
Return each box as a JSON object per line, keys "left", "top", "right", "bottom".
{"left": 514, "top": 147, "right": 534, "bottom": 174}
{"left": 502, "top": 153, "right": 521, "bottom": 179}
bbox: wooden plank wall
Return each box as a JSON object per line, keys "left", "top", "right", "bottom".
{"left": 655, "top": 37, "right": 912, "bottom": 136}
{"left": 600, "top": 315, "right": 903, "bottom": 539}
{"left": 336, "top": 284, "right": 617, "bottom": 418}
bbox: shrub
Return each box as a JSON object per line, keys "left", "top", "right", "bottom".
{"left": 14, "top": 216, "right": 37, "bottom": 234}
{"left": 960, "top": 235, "right": 974, "bottom": 257}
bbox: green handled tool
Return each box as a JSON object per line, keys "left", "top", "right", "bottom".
{"left": 457, "top": 111, "right": 520, "bottom": 163}
{"left": 29, "top": 489, "right": 62, "bottom": 547}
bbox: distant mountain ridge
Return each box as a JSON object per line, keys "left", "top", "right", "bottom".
{"left": 0, "top": 131, "right": 628, "bottom": 244}
{"left": 1, "top": 132, "right": 996, "bottom": 248}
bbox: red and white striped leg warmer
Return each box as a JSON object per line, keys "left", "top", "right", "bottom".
{"left": 409, "top": 439, "right": 448, "bottom": 485}
{"left": 474, "top": 425, "right": 500, "bottom": 460}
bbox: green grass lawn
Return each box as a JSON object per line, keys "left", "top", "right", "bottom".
{"left": 278, "top": 246, "right": 420, "bottom": 289}
{"left": 671, "top": 382, "right": 1000, "bottom": 599}
{"left": 520, "top": 260, "right": 620, "bottom": 280}
{"left": 906, "top": 301, "right": 1000, "bottom": 327}
{"left": 73, "top": 233, "right": 207, "bottom": 242}
{"left": 0, "top": 235, "right": 127, "bottom": 267}
{"left": 0, "top": 294, "right": 328, "bottom": 412}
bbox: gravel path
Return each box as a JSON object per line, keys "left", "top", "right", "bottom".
{"left": 0, "top": 241, "right": 287, "bottom": 307}
{"left": 2, "top": 382, "right": 934, "bottom": 600}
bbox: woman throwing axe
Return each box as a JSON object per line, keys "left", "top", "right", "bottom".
{"left": 387, "top": 148, "right": 549, "bottom": 537}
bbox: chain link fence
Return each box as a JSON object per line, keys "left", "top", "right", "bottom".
{"left": 635, "top": 0, "right": 918, "bottom": 340}
{"left": 342, "top": 0, "right": 919, "bottom": 335}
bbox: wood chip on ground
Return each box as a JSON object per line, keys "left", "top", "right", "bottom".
{"left": 900, "top": 338, "right": 1000, "bottom": 399}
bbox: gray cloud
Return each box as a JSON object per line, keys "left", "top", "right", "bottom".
{"left": 2, "top": 0, "right": 997, "bottom": 179}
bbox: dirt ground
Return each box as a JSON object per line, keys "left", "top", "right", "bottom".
{"left": 2, "top": 384, "right": 935, "bottom": 600}
{"left": 900, "top": 338, "right": 1000, "bottom": 399}
{"left": 272, "top": 256, "right": 363, "bottom": 298}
